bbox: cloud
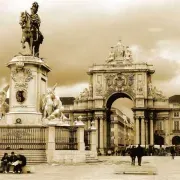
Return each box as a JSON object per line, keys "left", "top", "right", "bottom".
{"left": 54, "top": 82, "right": 89, "bottom": 97}
{"left": 148, "top": 28, "right": 163, "bottom": 33}
{"left": 1, "top": 0, "right": 180, "bottom": 100}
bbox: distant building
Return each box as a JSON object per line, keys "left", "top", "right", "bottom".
{"left": 110, "top": 108, "right": 134, "bottom": 150}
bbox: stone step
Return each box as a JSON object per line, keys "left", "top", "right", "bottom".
{"left": 85, "top": 153, "right": 102, "bottom": 163}
{"left": 0, "top": 150, "right": 47, "bottom": 164}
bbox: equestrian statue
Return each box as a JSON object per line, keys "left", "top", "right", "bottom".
{"left": 19, "top": 2, "right": 44, "bottom": 57}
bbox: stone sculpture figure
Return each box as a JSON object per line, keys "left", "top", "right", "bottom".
{"left": 41, "top": 84, "right": 64, "bottom": 121}
{"left": 19, "top": 2, "right": 44, "bottom": 57}
{"left": 125, "top": 46, "right": 133, "bottom": 62}
{"left": 115, "top": 40, "right": 124, "bottom": 57}
{"left": 0, "top": 85, "right": 9, "bottom": 119}
{"left": 105, "top": 40, "right": 134, "bottom": 64}
{"left": 106, "top": 47, "right": 115, "bottom": 63}
{"left": 152, "top": 86, "right": 165, "bottom": 99}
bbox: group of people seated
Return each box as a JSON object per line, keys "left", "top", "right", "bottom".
{"left": 0, "top": 152, "right": 26, "bottom": 173}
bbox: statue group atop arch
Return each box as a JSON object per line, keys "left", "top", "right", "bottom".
{"left": 106, "top": 40, "right": 133, "bottom": 64}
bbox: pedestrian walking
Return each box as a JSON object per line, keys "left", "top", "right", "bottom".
{"left": 130, "top": 146, "right": 136, "bottom": 165}
{"left": 136, "top": 144, "right": 144, "bottom": 166}
{"left": 170, "top": 146, "right": 176, "bottom": 159}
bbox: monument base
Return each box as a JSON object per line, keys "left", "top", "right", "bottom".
{"left": 4, "top": 112, "right": 43, "bottom": 125}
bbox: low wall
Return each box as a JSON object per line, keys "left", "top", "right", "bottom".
{"left": 46, "top": 150, "right": 86, "bottom": 163}
{"left": 46, "top": 150, "right": 97, "bottom": 163}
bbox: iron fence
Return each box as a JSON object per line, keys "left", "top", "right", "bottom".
{"left": 0, "top": 126, "right": 47, "bottom": 150}
{"left": 55, "top": 126, "right": 78, "bottom": 150}
{"left": 84, "top": 130, "right": 91, "bottom": 150}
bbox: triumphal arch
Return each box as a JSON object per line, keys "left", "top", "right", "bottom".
{"left": 74, "top": 40, "right": 167, "bottom": 152}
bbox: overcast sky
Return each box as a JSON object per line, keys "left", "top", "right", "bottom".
{"left": 1, "top": 0, "right": 180, "bottom": 118}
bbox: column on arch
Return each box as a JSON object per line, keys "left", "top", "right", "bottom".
{"left": 135, "top": 117, "right": 140, "bottom": 144}
{"left": 99, "top": 116, "right": 104, "bottom": 150}
{"left": 150, "top": 119, "right": 154, "bottom": 145}
{"left": 94, "top": 116, "right": 99, "bottom": 148}
{"left": 141, "top": 117, "right": 145, "bottom": 145}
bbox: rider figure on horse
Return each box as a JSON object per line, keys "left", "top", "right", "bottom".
{"left": 19, "top": 2, "right": 44, "bottom": 57}
{"left": 30, "top": 2, "right": 43, "bottom": 41}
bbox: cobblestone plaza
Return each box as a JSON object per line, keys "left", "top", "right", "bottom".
{"left": 0, "top": 156, "right": 179, "bottom": 180}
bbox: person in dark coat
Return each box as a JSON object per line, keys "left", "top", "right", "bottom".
{"left": 136, "top": 144, "right": 144, "bottom": 166}
{"left": 170, "top": 147, "right": 176, "bottom": 159}
{"left": 1, "top": 153, "right": 9, "bottom": 173}
{"left": 14, "top": 154, "right": 27, "bottom": 173}
{"left": 130, "top": 146, "right": 136, "bottom": 165}
{"left": 7, "top": 151, "right": 17, "bottom": 173}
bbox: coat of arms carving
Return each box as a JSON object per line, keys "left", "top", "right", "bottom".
{"left": 105, "top": 73, "right": 135, "bottom": 98}
{"left": 11, "top": 62, "right": 33, "bottom": 103}
{"left": 113, "top": 73, "right": 126, "bottom": 91}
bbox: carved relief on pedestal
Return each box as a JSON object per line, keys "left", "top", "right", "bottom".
{"left": 105, "top": 73, "right": 135, "bottom": 98}
{"left": 11, "top": 61, "right": 33, "bottom": 103}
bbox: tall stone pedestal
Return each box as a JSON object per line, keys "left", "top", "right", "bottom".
{"left": 5, "top": 55, "right": 51, "bottom": 125}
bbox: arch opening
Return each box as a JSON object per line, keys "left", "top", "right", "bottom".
{"left": 105, "top": 92, "right": 134, "bottom": 151}
{"left": 172, "top": 136, "right": 180, "bottom": 145}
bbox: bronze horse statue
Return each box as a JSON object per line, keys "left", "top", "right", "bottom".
{"left": 19, "top": 11, "right": 43, "bottom": 57}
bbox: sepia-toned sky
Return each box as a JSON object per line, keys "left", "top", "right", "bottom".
{"left": 1, "top": 0, "right": 180, "bottom": 118}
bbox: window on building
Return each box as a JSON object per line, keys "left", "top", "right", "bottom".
{"left": 174, "top": 121, "right": 179, "bottom": 130}
{"left": 174, "top": 112, "right": 179, "bottom": 117}
{"left": 157, "top": 121, "right": 163, "bottom": 130}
